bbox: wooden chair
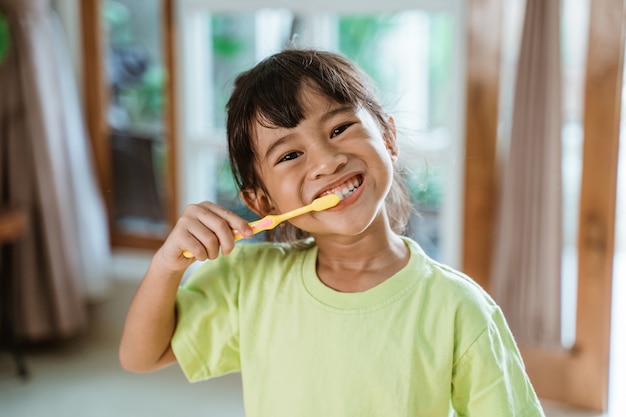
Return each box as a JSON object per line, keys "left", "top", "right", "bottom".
{"left": 0, "top": 208, "right": 28, "bottom": 378}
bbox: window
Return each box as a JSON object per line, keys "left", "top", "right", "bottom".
{"left": 104, "top": 0, "right": 169, "bottom": 237}
{"left": 177, "top": 0, "right": 465, "bottom": 265}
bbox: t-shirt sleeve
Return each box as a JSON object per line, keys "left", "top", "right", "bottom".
{"left": 171, "top": 253, "right": 242, "bottom": 382}
{"left": 451, "top": 307, "right": 546, "bottom": 417}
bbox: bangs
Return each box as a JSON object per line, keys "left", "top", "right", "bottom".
{"left": 252, "top": 69, "right": 304, "bottom": 129}
{"left": 248, "top": 52, "right": 369, "bottom": 129}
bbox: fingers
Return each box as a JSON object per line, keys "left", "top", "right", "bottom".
{"left": 169, "top": 202, "right": 253, "bottom": 262}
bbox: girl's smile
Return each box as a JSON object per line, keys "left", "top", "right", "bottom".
{"left": 316, "top": 174, "right": 364, "bottom": 211}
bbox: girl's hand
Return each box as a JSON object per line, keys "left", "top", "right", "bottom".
{"left": 155, "top": 201, "right": 253, "bottom": 272}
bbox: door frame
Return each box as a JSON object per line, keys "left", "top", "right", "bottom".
{"left": 80, "top": 0, "right": 178, "bottom": 250}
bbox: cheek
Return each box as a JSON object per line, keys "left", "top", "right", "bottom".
{"left": 260, "top": 171, "right": 303, "bottom": 211}
{"left": 373, "top": 148, "right": 396, "bottom": 191}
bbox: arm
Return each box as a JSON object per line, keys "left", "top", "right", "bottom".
{"left": 118, "top": 255, "right": 181, "bottom": 372}
{"left": 118, "top": 201, "right": 252, "bottom": 373}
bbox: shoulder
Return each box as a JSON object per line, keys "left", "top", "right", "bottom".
{"left": 401, "top": 237, "right": 503, "bottom": 350}
{"left": 430, "top": 256, "right": 501, "bottom": 342}
{"left": 402, "top": 236, "right": 498, "bottom": 316}
{"left": 404, "top": 242, "right": 523, "bottom": 378}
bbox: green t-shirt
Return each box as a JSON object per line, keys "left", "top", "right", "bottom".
{"left": 172, "top": 237, "right": 545, "bottom": 417}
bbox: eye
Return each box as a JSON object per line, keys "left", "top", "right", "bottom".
{"left": 278, "top": 151, "right": 302, "bottom": 163}
{"left": 331, "top": 123, "right": 353, "bottom": 138}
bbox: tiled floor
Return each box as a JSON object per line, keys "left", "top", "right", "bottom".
{"left": 0, "top": 250, "right": 622, "bottom": 417}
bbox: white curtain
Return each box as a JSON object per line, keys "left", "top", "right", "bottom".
{"left": 0, "top": 0, "right": 110, "bottom": 341}
{"left": 490, "top": 0, "right": 563, "bottom": 347}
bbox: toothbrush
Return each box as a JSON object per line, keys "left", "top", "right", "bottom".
{"left": 182, "top": 193, "right": 341, "bottom": 258}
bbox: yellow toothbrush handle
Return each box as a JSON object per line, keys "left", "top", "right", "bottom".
{"left": 181, "top": 194, "right": 340, "bottom": 259}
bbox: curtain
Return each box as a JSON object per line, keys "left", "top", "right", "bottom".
{"left": 0, "top": 0, "right": 110, "bottom": 341}
{"left": 490, "top": 0, "right": 563, "bottom": 347}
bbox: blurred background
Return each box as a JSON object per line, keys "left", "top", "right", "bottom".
{"left": 0, "top": 0, "right": 623, "bottom": 415}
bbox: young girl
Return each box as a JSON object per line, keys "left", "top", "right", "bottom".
{"left": 120, "top": 49, "right": 545, "bottom": 417}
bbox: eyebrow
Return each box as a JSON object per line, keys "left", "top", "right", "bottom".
{"left": 263, "top": 135, "right": 293, "bottom": 161}
{"left": 262, "top": 105, "right": 356, "bottom": 161}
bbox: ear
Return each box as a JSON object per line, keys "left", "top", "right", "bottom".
{"left": 240, "top": 188, "right": 274, "bottom": 217}
{"left": 384, "top": 115, "right": 399, "bottom": 162}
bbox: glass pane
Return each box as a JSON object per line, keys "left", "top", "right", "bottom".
{"left": 103, "top": 0, "right": 168, "bottom": 236}
{"left": 190, "top": 8, "right": 455, "bottom": 259}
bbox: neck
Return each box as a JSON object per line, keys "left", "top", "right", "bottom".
{"left": 313, "top": 223, "right": 409, "bottom": 293}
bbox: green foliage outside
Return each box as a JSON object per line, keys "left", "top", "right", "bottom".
{"left": 338, "top": 14, "right": 447, "bottom": 209}
{"left": 103, "top": 0, "right": 133, "bottom": 46}
{"left": 338, "top": 14, "right": 396, "bottom": 95}
{"left": 0, "top": 12, "right": 9, "bottom": 64}
{"left": 405, "top": 165, "right": 442, "bottom": 210}
{"left": 104, "top": 0, "right": 165, "bottom": 128}
{"left": 118, "top": 66, "right": 165, "bottom": 125}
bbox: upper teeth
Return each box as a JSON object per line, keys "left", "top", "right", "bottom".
{"left": 327, "top": 177, "right": 362, "bottom": 199}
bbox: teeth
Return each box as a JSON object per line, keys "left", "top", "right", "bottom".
{"left": 326, "top": 177, "right": 362, "bottom": 199}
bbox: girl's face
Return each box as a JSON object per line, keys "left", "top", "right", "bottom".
{"left": 243, "top": 86, "right": 398, "bottom": 238}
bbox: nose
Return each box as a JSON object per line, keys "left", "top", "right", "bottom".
{"left": 307, "top": 141, "right": 348, "bottom": 179}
